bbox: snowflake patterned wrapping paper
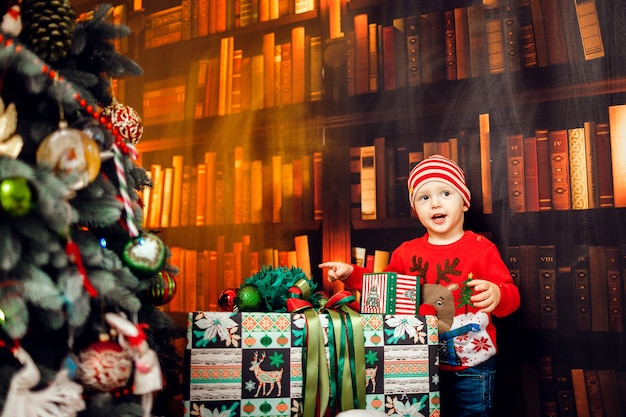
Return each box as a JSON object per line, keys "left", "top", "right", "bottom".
{"left": 183, "top": 312, "right": 440, "bottom": 417}
{"left": 361, "top": 273, "right": 420, "bottom": 315}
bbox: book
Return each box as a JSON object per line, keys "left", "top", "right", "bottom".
{"left": 548, "top": 129, "right": 571, "bottom": 211}
{"left": 148, "top": 164, "right": 163, "bottom": 228}
{"left": 540, "top": 0, "right": 568, "bottom": 65}
{"left": 588, "top": 245, "right": 609, "bottom": 332}
{"left": 505, "top": 245, "right": 521, "bottom": 287}
{"left": 382, "top": 25, "right": 396, "bottom": 91}
{"left": 604, "top": 246, "right": 623, "bottom": 333}
{"left": 454, "top": 7, "right": 470, "bottom": 80}
{"left": 280, "top": 42, "right": 292, "bottom": 105}
{"left": 485, "top": 4, "right": 505, "bottom": 74}
{"left": 160, "top": 167, "right": 173, "bottom": 228}
{"left": 309, "top": 36, "right": 322, "bottom": 101}
{"left": 502, "top": 0, "right": 521, "bottom": 72}
{"left": 536, "top": 129, "right": 552, "bottom": 210}
{"left": 609, "top": 105, "right": 626, "bottom": 207}
{"left": 217, "top": 36, "right": 234, "bottom": 115}
{"left": 367, "top": 22, "right": 378, "bottom": 92}
{"left": 598, "top": 369, "right": 625, "bottom": 417}
{"left": 294, "top": 234, "right": 311, "bottom": 276}
{"left": 188, "top": 166, "right": 198, "bottom": 226}
{"left": 345, "top": 30, "right": 356, "bottom": 96}
{"left": 371, "top": 250, "right": 390, "bottom": 273}
{"left": 352, "top": 246, "right": 366, "bottom": 267}
{"left": 568, "top": 126, "right": 590, "bottom": 210}
{"left": 418, "top": 13, "right": 432, "bottom": 84}
{"left": 479, "top": 113, "right": 493, "bottom": 214}
{"left": 528, "top": 0, "right": 549, "bottom": 67}
{"left": 374, "top": 137, "right": 386, "bottom": 220}
{"left": 231, "top": 48, "right": 243, "bottom": 113}
{"left": 571, "top": 368, "right": 591, "bottom": 417}
{"left": 354, "top": 13, "right": 369, "bottom": 95}
{"left": 271, "top": 155, "right": 282, "bottom": 223}
{"left": 262, "top": 32, "right": 275, "bottom": 108}
{"left": 313, "top": 152, "right": 323, "bottom": 220}
{"left": 292, "top": 158, "right": 303, "bottom": 222}
{"left": 537, "top": 355, "right": 558, "bottom": 416}
{"left": 184, "top": 249, "right": 198, "bottom": 312}
{"left": 584, "top": 369, "right": 605, "bottom": 417}
{"left": 360, "top": 145, "right": 376, "bottom": 220}
{"left": 207, "top": 250, "right": 218, "bottom": 310}
{"left": 516, "top": 0, "right": 538, "bottom": 68}
{"left": 180, "top": 165, "right": 192, "bottom": 226}
{"left": 301, "top": 154, "right": 313, "bottom": 221}
{"left": 170, "top": 155, "right": 184, "bottom": 227}
{"left": 233, "top": 146, "right": 244, "bottom": 224}
{"left": 553, "top": 365, "right": 577, "bottom": 417}
{"left": 519, "top": 245, "right": 540, "bottom": 329}
{"left": 467, "top": 4, "right": 488, "bottom": 78}
{"left": 584, "top": 121, "right": 600, "bottom": 209}
{"left": 392, "top": 17, "right": 408, "bottom": 88}
{"left": 506, "top": 134, "right": 526, "bottom": 212}
{"left": 195, "top": 163, "right": 207, "bottom": 226}
{"left": 444, "top": 10, "right": 457, "bottom": 81}
{"left": 573, "top": 0, "right": 605, "bottom": 60}
{"left": 572, "top": 245, "right": 592, "bottom": 331}
{"left": 400, "top": 15, "right": 420, "bottom": 85}
{"left": 291, "top": 26, "right": 305, "bottom": 104}
{"left": 592, "top": 122, "right": 612, "bottom": 208}
{"left": 538, "top": 245, "right": 557, "bottom": 330}
{"left": 281, "top": 162, "right": 293, "bottom": 223}
{"left": 204, "top": 151, "right": 216, "bottom": 225}
{"left": 523, "top": 135, "right": 540, "bottom": 212}
{"left": 250, "top": 160, "right": 263, "bottom": 223}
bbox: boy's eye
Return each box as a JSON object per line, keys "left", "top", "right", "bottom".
{"left": 442, "top": 191, "right": 450, "bottom": 197}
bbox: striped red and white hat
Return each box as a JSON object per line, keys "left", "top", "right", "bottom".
{"left": 407, "top": 155, "right": 471, "bottom": 210}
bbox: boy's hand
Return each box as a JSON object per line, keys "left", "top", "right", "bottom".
{"left": 467, "top": 279, "right": 501, "bottom": 313}
{"left": 318, "top": 262, "right": 354, "bottom": 282}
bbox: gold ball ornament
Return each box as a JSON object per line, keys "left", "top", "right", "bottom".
{"left": 102, "top": 102, "right": 144, "bottom": 145}
{"left": 36, "top": 122, "right": 101, "bottom": 190}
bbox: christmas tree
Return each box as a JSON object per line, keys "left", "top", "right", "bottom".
{"left": 0, "top": 1, "right": 183, "bottom": 416}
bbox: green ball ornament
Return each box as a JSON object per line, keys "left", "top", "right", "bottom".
{"left": 145, "top": 270, "right": 177, "bottom": 306}
{"left": 122, "top": 233, "right": 166, "bottom": 277}
{"left": 235, "top": 284, "right": 264, "bottom": 312}
{"left": 0, "top": 177, "right": 33, "bottom": 217}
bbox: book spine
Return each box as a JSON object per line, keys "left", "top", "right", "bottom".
{"left": 479, "top": 113, "right": 493, "bottom": 214}
{"left": 374, "top": 137, "right": 386, "bottom": 220}
{"left": 549, "top": 129, "right": 571, "bottom": 210}
{"left": 609, "top": 105, "right": 626, "bottom": 207}
{"left": 538, "top": 245, "right": 557, "bottom": 330}
{"left": 595, "top": 123, "right": 614, "bottom": 207}
{"left": 573, "top": 0, "right": 605, "bottom": 60}
{"left": 360, "top": 145, "right": 377, "bottom": 220}
{"left": 454, "top": 7, "right": 470, "bottom": 80}
{"left": 354, "top": 14, "right": 369, "bottom": 95}
{"left": 605, "top": 246, "right": 623, "bottom": 333}
{"left": 584, "top": 121, "right": 600, "bottom": 209}
{"left": 573, "top": 245, "right": 592, "bottom": 331}
{"left": 588, "top": 245, "right": 609, "bottom": 332}
{"left": 506, "top": 133, "right": 526, "bottom": 212}
{"left": 444, "top": 10, "right": 457, "bottom": 81}
{"left": 568, "top": 126, "right": 590, "bottom": 210}
{"left": 523, "top": 135, "right": 540, "bottom": 212}
{"left": 536, "top": 129, "right": 552, "bottom": 210}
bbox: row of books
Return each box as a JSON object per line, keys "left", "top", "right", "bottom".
{"left": 346, "top": 0, "right": 604, "bottom": 94}
{"left": 142, "top": 28, "right": 322, "bottom": 125}
{"left": 506, "top": 105, "right": 626, "bottom": 212}
{"left": 142, "top": 149, "right": 323, "bottom": 230}
{"left": 145, "top": 0, "right": 316, "bottom": 49}
{"left": 351, "top": 105, "right": 626, "bottom": 222}
{"left": 164, "top": 234, "right": 312, "bottom": 313}
{"left": 522, "top": 358, "right": 625, "bottom": 417}
{"left": 505, "top": 244, "right": 625, "bottom": 333}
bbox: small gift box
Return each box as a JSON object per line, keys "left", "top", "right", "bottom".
{"left": 360, "top": 272, "right": 420, "bottom": 315}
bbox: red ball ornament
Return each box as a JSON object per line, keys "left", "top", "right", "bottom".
{"left": 218, "top": 288, "right": 238, "bottom": 311}
{"left": 76, "top": 340, "right": 132, "bottom": 392}
{"left": 102, "top": 102, "right": 144, "bottom": 145}
{"left": 145, "top": 270, "right": 177, "bottom": 306}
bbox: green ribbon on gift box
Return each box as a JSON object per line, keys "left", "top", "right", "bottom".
{"left": 287, "top": 280, "right": 329, "bottom": 417}
{"left": 287, "top": 281, "right": 365, "bottom": 417}
{"left": 322, "top": 290, "right": 366, "bottom": 414}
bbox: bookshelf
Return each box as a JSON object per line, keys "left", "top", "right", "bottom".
{"left": 75, "top": 0, "right": 626, "bottom": 415}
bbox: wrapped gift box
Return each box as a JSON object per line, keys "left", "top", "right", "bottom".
{"left": 361, "top": 272, "right": 420, "bottom": 314}
{"left": 183, "top": 311, "right": 439, "bottom": 417}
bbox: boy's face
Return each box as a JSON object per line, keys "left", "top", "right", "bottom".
{"left": 412, "top": 180, "right": 468, "bottom": 244}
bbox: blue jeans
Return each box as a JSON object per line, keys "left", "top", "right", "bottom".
{"left": 439, "top": 356, "right": 496, "bottom": 417}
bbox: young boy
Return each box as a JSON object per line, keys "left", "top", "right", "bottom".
{"left": 319, "top": 154, "right": 520, "bottom": 417}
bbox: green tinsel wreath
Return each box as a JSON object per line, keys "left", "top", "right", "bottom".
{"left": 236, "top": 265, "right": 323, "bottom": 312}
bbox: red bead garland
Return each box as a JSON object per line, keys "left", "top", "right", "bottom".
{"left": 0, "top": 37, "right": 134, "bottom": 157}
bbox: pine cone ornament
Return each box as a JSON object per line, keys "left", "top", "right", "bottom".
{"left": 19, "top": 0, "right": 75, "bottom": 63}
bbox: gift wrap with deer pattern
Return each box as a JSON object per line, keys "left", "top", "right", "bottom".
{"left": 183, "top": 312, "right": 440, "bottom": 417}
